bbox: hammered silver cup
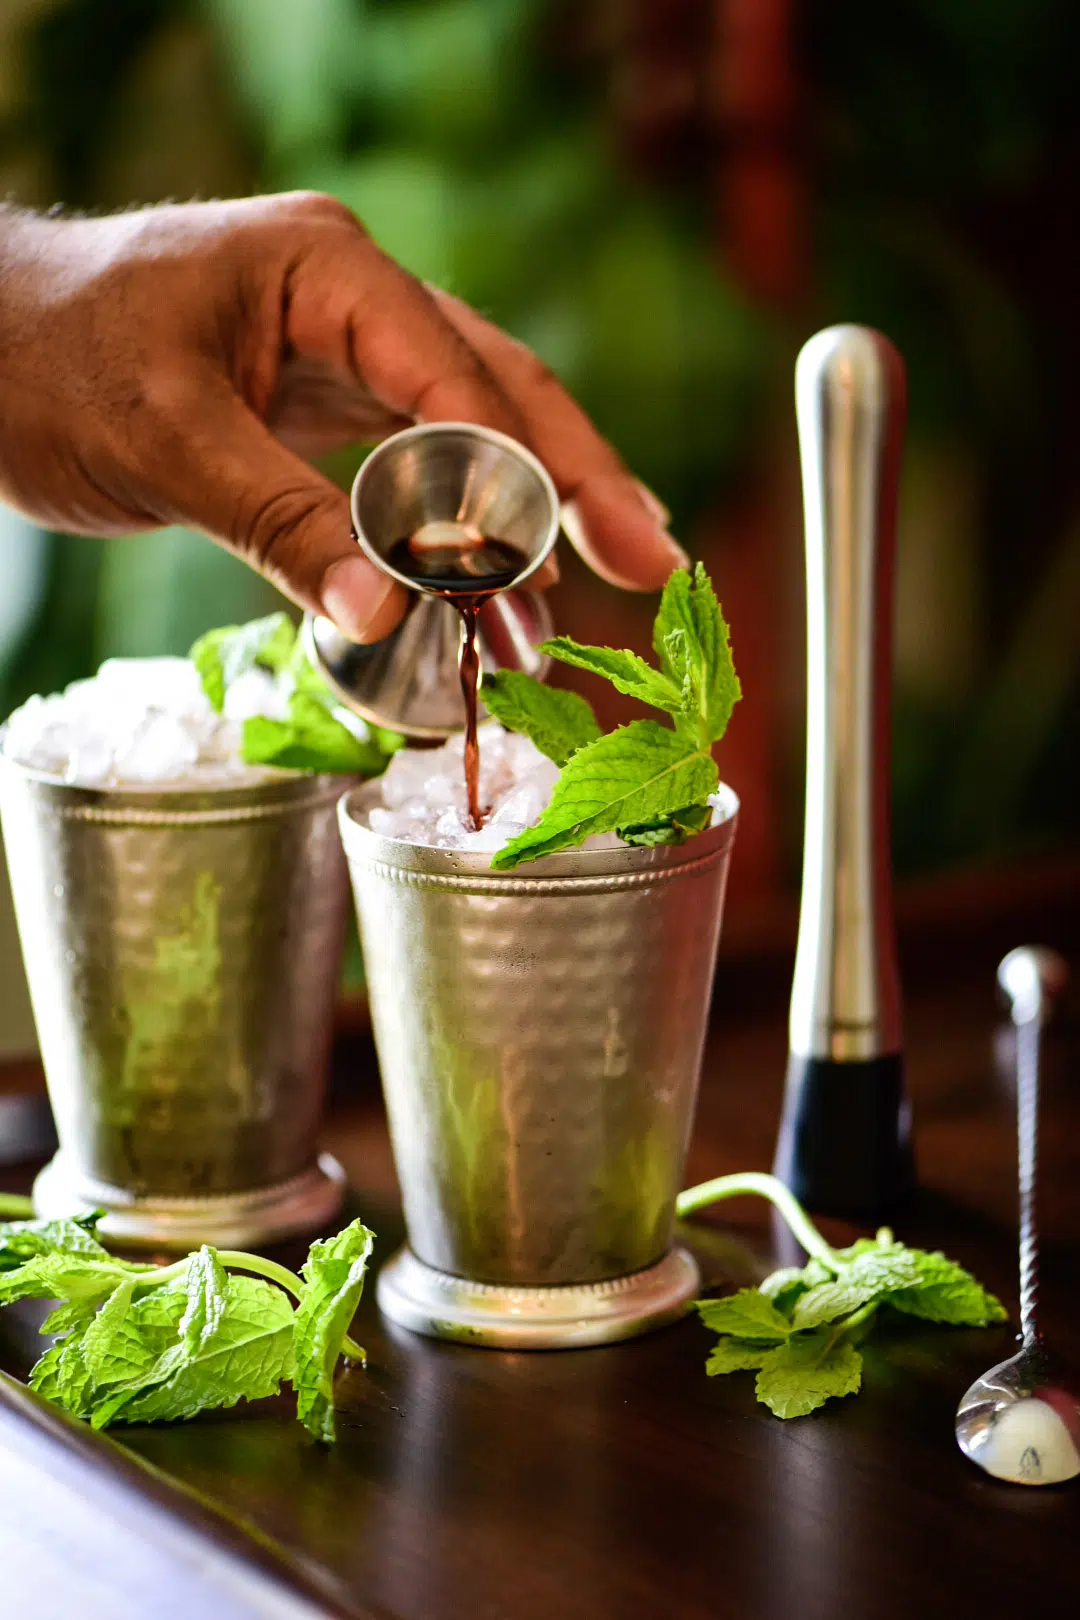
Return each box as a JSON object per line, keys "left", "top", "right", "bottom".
{"left": 0, "top": 759, "right": 351, "bottom": 1249}
{"left": 339, "top": 782, "right": 739, "bottom": 1348}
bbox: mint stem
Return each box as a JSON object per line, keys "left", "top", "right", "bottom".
{"left": 133, "top": 1248, "right": 366, "bottom": 1363}
{"left": 676, "top": 1171, "right": 838, "bottom": 1266}
{"left": 0, "top": 1195, "right": 35, "bottom": 1218}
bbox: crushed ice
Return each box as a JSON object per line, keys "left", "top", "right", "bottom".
{"left": 2, "top": 657, "right": 286, "bottom": 788}
{"left": 369, "top": 725, "right": 733, "bottom": 854}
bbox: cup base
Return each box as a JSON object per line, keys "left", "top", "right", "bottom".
{"left": 32, "top": 1151, "right": 347, "bottom": 1251}
{"left": 376, "top": 1243, "right": 701, "bottom": 1349}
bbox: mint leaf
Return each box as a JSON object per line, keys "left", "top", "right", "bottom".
{"left": 189, "top": 615, "right": 401, "bottom": 776}
{"left": 653, "top": 565, "right": 740, "bottom": 743}
{"left": 617, "top": 803, "right": 713, "bottom": 848}
{"left": 83, "top": 1286, "right": 189, "bottom": 1424}
{"left": 242, "top": 695, "right": 388, "bottom": 775}
{"left": 6, "top": 1217, "right": 381, "bottom": 1442}
{"left": 293, "top": 1219, "right": 374, "bottom": 1444}
{"left": 30, "top": 1333, "right": 96, "bottom": 1419}
{"left": 491, "top": 720, "right": 717, "bottom": 870}
{"left": 0, "top": 1251, "right": 133, "bottom": 1309}
{"left": 792, "top": 1246, "right": 923, "bottom": 1330}
{"left": 706, "top": 1338, "right": 775, "bottom": 1375}
{"left": 696, "top": 1289, "right": 793, "bottom": 1342}
{"left": 40, "top": 1298, "right": 102, "bottom": 1337}
{"left": 102, "top": 1275, "right": 295, "bottom": 1428}
{"left": 480, "top": 670, "right": 600, "bottom": 766}
{"left": 0, "top": 1215, "right": 112, "bottom": 1272}
{"left": 755, "top": 1334, "right": 863, "bottom": 1418}
{"left": 682, "top": 1179, "right": 1009, "bottom": 1418}
{"left": 886, "top": 1249, "right": 1008, "bottom": 1326}
{"left": 191, "top": 613, "right": 297, "bottom": 713}
{"left": 541, "top": 638, "right": 685, "bottom": 718}
{"left": 758, "top": 1260, "right": 822, "bottom": 1303}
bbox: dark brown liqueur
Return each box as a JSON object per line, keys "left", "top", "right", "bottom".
{"left": 390, "top": 534, "right": 529, "bottom": 831}
{"left": 386, "top": 536, "right": 527, "bottom": 596}
{"left": 457, "top": 603, "right": 484, "bottom": 831}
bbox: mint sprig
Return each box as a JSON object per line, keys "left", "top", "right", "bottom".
{"left": 189, "top": 612, "right": 403, "bottom": 778}
{"left": 487, "top": 564, "right": 740, "bottom": 870}
{"left": 480, "top": 671, "right": 601, "bottom": 767}
{"left": 0, "top": 1200, "right": 373, "bottom": 1443}
{"left": 678, "top": 1172, "right": 1006, "bottom": 1418}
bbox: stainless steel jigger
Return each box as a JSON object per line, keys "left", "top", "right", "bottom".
{"left": 305, "top": 423, "right": 560, "bottom": 738}
{"left": 773, "top": 325, "right": 914, "bottom": 1220}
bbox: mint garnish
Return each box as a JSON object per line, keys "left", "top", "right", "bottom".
{"left": 678, "top": 1173, "right": 1007, "bottom": 1418}
{"left": 189, "top": 612, "right": 403, "bottom": 778}
{"left": 480, "top": 671, "right": 601, "bottom": 767}
{"left": 486, "top": 563, "right": 740, "bottom": 869}
{"left": 0, "top": 1202, "right": 374, "bottom": 1443}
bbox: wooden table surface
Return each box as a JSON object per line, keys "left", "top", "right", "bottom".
{"left": 1, "top": 870, "right": 1079, "bottom": 1620}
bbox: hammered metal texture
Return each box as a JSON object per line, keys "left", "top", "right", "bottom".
{"left": 0, "top": 762, "right": 350, "bottom": 1209}
{"left": 340, "top": 784, "right": 738, "bottom": 1287}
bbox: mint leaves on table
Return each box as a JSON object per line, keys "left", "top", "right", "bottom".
{"left": 677, "top": 1172, "right": 1006, "bottom": 1418}
{"left": 0, "top": 1200, "right": 374, "bottom": 1443}
{"left": 190, "top": 612, "right": 403, "bottom": 777}
{"left": 482, "top": 563, "right": 740, "bottom": 869}
{"left": 293, "top": 1222, "right": 375, "bottom": 1443}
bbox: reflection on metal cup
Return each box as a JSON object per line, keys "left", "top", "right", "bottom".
{"left": 0, "top": 759, "right": 350, "bottom": 1249}
{"left": 339, "top": 782, "right": 739, "bottom": 1348}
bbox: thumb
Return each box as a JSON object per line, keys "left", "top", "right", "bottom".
{"left": 157, "top": 379, "right": 406, "bottom": 643}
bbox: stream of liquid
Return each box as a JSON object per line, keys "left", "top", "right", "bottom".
{"left": 388, "top": 533, "right": 529, "bottom": 829}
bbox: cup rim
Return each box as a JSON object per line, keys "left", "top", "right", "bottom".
{"left": 0, "top": 739, "right": 346, "bottom": 812}
{"left": 339, "top": 777, "right": 738, "bottom": 880}
{"left": 349, "top": 421, "right": 561, "bottom": 598}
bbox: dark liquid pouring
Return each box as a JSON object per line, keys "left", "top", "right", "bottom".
{"left": 388, "top": 535, "right": 529, "bottom": 830}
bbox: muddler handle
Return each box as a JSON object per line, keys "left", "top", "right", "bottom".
{"left": 772, "top": 325, "right": 915, "bottom": 1219}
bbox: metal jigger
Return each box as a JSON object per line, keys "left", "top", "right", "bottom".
{"left": 772, "top": 326, "right": 915, "bottom": 1219}
{"left": 305, "top": 422, "right": 560, "bottom": 738}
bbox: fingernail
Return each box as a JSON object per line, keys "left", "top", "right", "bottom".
{"left": 634, "top": 479, "right": 672, "bottom": 528}
{"left": 321, "top": 557, "right": 399, "bottom": 643}
{"left": 661, "top": 533, "right": 691, "bottom": 571}
{"left": 532, "top": 550, "right": 561, "bottom": 589}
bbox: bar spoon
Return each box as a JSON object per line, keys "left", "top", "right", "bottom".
{"left": 955, "top": 946, "right": 1080, "bottom": 1484}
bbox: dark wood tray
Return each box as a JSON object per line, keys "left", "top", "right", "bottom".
{"left": 2, "top": 867, "right": 1079, "bottom": 1620}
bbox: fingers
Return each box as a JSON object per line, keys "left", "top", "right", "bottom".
{"left": 428, "top": 287, "right": 688, "bottom": 590}
{"left": 281, "top": 212, "right": 530, "bottom": 441}
{"left": 156, "top": 374, "right": 407, "bottom": 643}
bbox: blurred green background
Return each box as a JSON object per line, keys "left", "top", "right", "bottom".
{"left": 1, "top": 0, "right": 1078, "bottom": 897}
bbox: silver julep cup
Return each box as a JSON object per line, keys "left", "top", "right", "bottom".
{"left": 339, "top": 782, "right": 739, "bottom": 1348}
{"left": 0, "top": 759, "right": 351, "bottom": 1249}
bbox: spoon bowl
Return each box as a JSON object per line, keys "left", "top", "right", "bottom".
{"left": 955, "top": 945, "right": 1080, "bottom": 1485}
{"left": 956, "top": 1342, "right": 1080, "bottom": 1485}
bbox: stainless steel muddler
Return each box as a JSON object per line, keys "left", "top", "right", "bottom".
{"left": 772, "top": 325, "right": 914, "bottom": 1218}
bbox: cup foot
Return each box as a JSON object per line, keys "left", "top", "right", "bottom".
{"left": 32, "top": 1151, "right": 347, "bottom": 1251}
{"left": 376, "top": 1244, "right": 701, "bottom": 1349}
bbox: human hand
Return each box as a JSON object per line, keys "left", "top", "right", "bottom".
{"left": 0, "top": 193, "right": 687, "bottom": 642}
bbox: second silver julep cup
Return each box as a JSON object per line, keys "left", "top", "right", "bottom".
{"left": 0, "top": 759, "right": 351, "bottom": 1249}
{"left": 339, "top": 782, "right": 739, "bottom": 1348}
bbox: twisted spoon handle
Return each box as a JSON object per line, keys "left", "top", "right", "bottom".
{"left": 1015, "top": 1015, "right": 1041, "bottom": 1344}
{"left": 998, "top": 946, "right": 1068, "bottom": 1347}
